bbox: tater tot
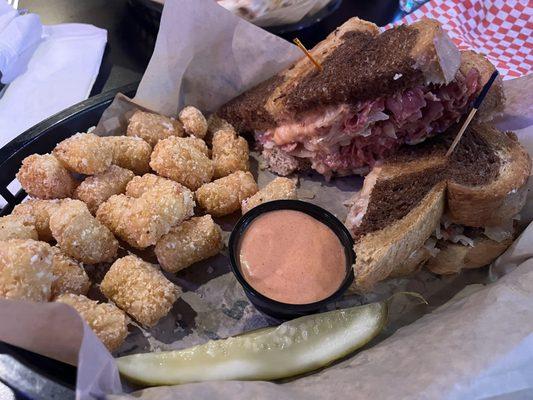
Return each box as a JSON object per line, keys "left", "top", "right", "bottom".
{"left": 155, "top": 215, "right": 223, "bottom": 273}
{"left": 96, "top": 187, "right": 194, "bottom": 249}
{"left": 50, "top": 200, "right": 118, "bottom": 264}
{"left": 13, "top": 199, "right": 64, "bottom": 241}
{"left": 0, "top": 239, "right": 54, "bottom": 301}
{"left": 182, "top": 136, "right": 209, "bottom": 156}
{"left": 0, "top": 214, "right": 38, "bottom": 241}
{"left": 50, "top": 246, "right": 90, "bottom": 298}
{"left": 150, "top": 136, "right": 213, "bottom": 190}
{"left": 179, "top": 106, "right": 208, "bottom": 139}
{"left": 16, "top": 154, "right": 76, "bottom": 199}
{"left": 125, "top": 173, "right": 189, "bottom": 198}
{"left": 207, "top": 115, "right": 233, "bottom": 136}
{"left": 74, "top": 165, "right": 134, "bottom": 214}
{"left": 55, "top": 294, "right": 128, "bottom": 352}
{"left": 195, "top": 171, "right": 258, "bottom": 217}
{"left": 212, "top": 127, "right": 249, "bottom": 178}
{"left": 127, "top": 110, "right": 184, "bottom": 147}
{"left": 100, "top": 255, "right": 179, "bottom": 327}
{"left": 241, "top": 177, "right": 297, "bottom": 214}
{"left": 53, "top": 133, "right": 113, "bottom": 175}
{"left": 102, "top": 136, "right": 152, "bottom": 175}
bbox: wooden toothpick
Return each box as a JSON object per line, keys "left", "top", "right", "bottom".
{"left": 446, "top": 70, "right": 499, "bottom": 157}
{"left": 293, "top": 38, "right": 323, "bottom": 72}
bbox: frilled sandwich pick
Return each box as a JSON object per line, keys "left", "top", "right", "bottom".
{"left": 218, "top": 18, "right": 504, "bottom": 178}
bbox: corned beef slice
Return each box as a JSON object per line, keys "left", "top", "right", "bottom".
{"left": 257, "top": 69, "right": 479, "bottom": 177}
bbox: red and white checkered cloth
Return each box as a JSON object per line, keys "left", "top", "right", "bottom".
{"left": 389, "top": 0, "right": 532, "bottom": 80}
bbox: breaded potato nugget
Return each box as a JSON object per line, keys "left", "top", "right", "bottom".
{"left": 127, "top": 110, "right": 183, "bottom": 147}
{"left": 212, "top": 127, "right": 249, "bottom": 178}
{"left": 207, "top": 115, "right": 233, "bottom": 141}
{"left": 50, "top": 246, "right": 90, "bottom": 298}
{"left": 0, "top": 239, "right": 54, "bottom": 301}
{"left": 241, "top": 177, "right": 297, "bottom": 214}
{"left": 13, "top": 199, "right": 64, "bottom": 241}
{"left": 16, "top": 154, "right": 76, "bottom": 199}
{"left": 53, "top": 133, "right": 113, "bottom": 175}
{"left": 50, "top": 200, "right": 118, "bottom": 264}
{"left": 155, "top": 215, "right": 223, "bottom": 273}
{"left": 102, "top": 136, "right": 152, "bottom": 175}
{"left": 74, "top": 165, "right": 134, "bottom": 214}
{"left": 183, "top": 136, "right": 209, "bottom": 156}
{"left": 195, "top": 171, "right": 258, "bottom": 217}
{"left": 56, "top": 294, "right": 128, "bottom": 352}
{"left": 179, "top": 106, "right": 208, "bottom": 139}
{"left": 96, "top": 187, "right": 194, "bottom": 249}
{"left": 125, "top": 173, "right": 189, "bottom": 198}
{"left": 0, "top": 214, "right": 38, "bottom": 241}
{"left": 150, "top": 136, "right": 213, "bottom": 190}
{"left": 100, "top": 255, "right": 179, "bottom": 327}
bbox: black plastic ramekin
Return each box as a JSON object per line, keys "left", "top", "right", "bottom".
{"left": 229, "top": 200, "right": 355, "bottom": 320}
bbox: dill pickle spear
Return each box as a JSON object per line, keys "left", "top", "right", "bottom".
{"left": 116, "top": 301, "right": 387, "bottom": 386}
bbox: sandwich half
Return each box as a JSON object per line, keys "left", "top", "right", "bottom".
{"left": 345, "top": 124, "right": 530, "bottom": 291}
{"left": 218, "top": 18, "right": 504, "bottom": 178}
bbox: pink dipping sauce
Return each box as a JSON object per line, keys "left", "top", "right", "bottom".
{"left": 239, "top": 210, "right": 346, "bottom": 305}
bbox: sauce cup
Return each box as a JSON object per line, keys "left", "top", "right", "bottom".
{"left": 229, "top": 200, "right": 355, "bottom": 319}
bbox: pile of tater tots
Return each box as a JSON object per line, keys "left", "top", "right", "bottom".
{"left": 0, "top": 106, "right": 297, "bottom": 351}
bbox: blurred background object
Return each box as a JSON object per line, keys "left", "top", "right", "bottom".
{"left": 399, "top": 0, "right": 428, "bottom": 13}
{"left": 14, "top": 0, "right": 406, "bottom": 98}
{"left": 0, "top": 0, "right": 107, "bottom": 147}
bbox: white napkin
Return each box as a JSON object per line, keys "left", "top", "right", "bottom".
{"left": 0, "top": 2, "right": 42, "bottom": 84}
{"left": 0, "top": 22, "right": 107, "bottom": 148}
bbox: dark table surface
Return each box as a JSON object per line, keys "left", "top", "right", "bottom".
{"left": 2, "top": 0, "right": 406, "bottom": 398}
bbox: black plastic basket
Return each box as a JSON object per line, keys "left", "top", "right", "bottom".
{"left": 0, "top": 83, "right": 138, "bottom": 397}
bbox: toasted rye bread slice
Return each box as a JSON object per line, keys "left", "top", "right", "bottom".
{"left": 460, "top": 51, "right": 505, "bottom": 121}
{"left": 347, "top": 124, "right": 531, "bottom": 291}
{"left": 387, "top": 229, "right": 513, "bottom": 278}
{"left": 447, "top": 128, "right": 531, "bottom": 227}
{"left": 426, "top": 234, "right": 513, "bottom": 275}
{"left": 353, "top": 183, "right": 445, "bottom": 292}
{"left": 387, "top": 243, "right": 432, "bottom": 279}
{"left": 218, "top": 18, "right": 460, "bottom": 131}
{"left": 264, "top": 17, "right": 379, "bottom": 120}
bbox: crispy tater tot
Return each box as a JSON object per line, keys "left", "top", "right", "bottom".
{"left": 50, "top": 200, "right": 118, "bottom": 264}
{"left": 50, "top": 246, "right": 90, "bottom": 298}
{"left": 150, "top": 136, "right": 213, "bottom": 190}
{"left": 241, "top": 177, "right": 297, "bottom": 214}
{"left": 155, "top": 215, "right": 223, "bottom": 273}
{"left": 102, "top": 136, "right": 152, "bottom": 175}
{"left": 179, "top": 106, "right": 208, "bottom": 139}
{"left": 55, "top": 294, "right": 128, "bottom": 352}
{"left": 74, "top": 165, "right": 134, "bottom": 214}
{"left": 12, "top": 199, "right": 64, "bottom": 241}
{"left": 127, "top": 110, "right": 184, "bottom": 147}
{"left": 53, "top": 133, "right": 113, "bottom": 175}
{"left": 16, "top": 154, "right": 76, "bottom": 199}
{"left": 212, "top": 127, "right": 249, "bottom": 178}
{"left": 96, "top": 186, "right": 194, "bottom": 249}
{"left": 125, "top": 173, "right": 189, "bottom": 198}
{"left": 207, "top": 114, "right": 233, "bottom": 139}
{"left": 195, "top": 171, "right": 258, "bottom": 217}
{"left": 182, "top": 136, "right": 209, "bottom": 156}
{"left": 0, "top": 214, "right": 38, "bottom": 241}
{"left": 100, "top": 255, "right": 179, "bottom": 327}
{"left": 0, "top": 239, "right": 54, "bottom": 301}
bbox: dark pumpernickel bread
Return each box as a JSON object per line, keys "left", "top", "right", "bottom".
{"left": 218, "top": 18, "right": 455, "bottom": 132}
{"left": 283, "top": 26, "right": 422, "bottom": 113}
{"left": 351, "top": 125, "right": 502, "bottom": 238}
